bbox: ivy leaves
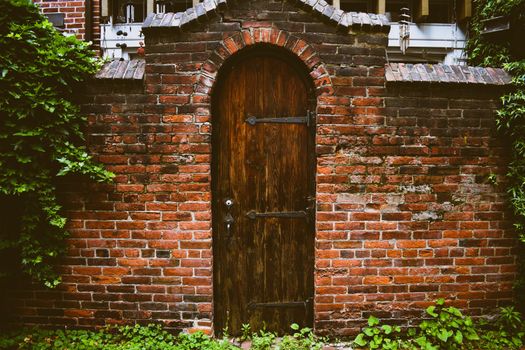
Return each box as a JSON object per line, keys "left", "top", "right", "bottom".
{"left": 352, "top": 300, "right": 525, "bottom": 350}
{"left": 0, "top": 0, "right": 113, "bottom": 287}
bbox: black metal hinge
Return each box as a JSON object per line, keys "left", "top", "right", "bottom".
{"left": 245, "top": 110, "right": 315, "bottom": 127}
{"left": 247, "top": 298, "right": 312, "bottom": 310}
{"left": 245, "top": 210, "right": 307, "bottom": 219}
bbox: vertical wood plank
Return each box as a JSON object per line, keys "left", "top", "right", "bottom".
{"left": 458, "top": 0, "right": 472, "bottom": 21}
{"left": 415, "top": 0, "right": 429, "bottom": 21}
{"left": 146, "top": 0, "right": 154, "bottom": 16}
{"left": 376, "top": 0, "right": 385, "bottom": 14}
{"left": 101, "top": 0, "right": 109, "bottom": 17}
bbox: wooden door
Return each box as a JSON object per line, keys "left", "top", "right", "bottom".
{"left": 212, "top": 50, "right": 315, "bottom": 335}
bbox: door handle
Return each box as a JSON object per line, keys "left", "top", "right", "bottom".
{"left": 305, "top": 195, "right": 316, "bottom": 211}
{"left": 223, "top": 198, "right": 234, "bottom": 238}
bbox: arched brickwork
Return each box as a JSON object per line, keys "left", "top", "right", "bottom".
{"left": 193, "top": 26, "right": 334, "bottom": 99}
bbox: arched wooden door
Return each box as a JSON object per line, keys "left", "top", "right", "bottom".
{"left": 212, "top": 48, "right": 316, "bottom": 335}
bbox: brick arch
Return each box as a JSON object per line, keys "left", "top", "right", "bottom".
{"left": 193, "top": 27, "right": 334, "bottom": 98}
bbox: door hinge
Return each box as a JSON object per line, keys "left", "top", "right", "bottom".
{"left": 247, "top": 298, "right": 313, "bottom": 310}
{"left": 245, "top": 110, "right": 316, "bottom": 127}
{"left": 245, "top": 210, "right": 307, "bottom": 219}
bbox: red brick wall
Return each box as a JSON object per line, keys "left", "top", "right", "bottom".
{"left": 2, "top": 0, "right": 517, "bottom": 337}
{"left": 314, "top": 83, "right": 515, "bottom": 334}
{"left": 33, "top": 0, "right": 100, "bottom": 45}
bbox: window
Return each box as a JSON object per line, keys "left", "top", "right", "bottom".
{"left": 111, "top": 0, "right": 147, "bottom": 23}
{"left": 385, "top": 0, "right": 412, "bottom": 22}
{"left": 425, "top": 0, "right": 453, "bottom": 23}
{"left": 340, "top": 0, "right": 374, "bottom": 13}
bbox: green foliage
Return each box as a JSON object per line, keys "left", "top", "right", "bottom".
{"left": 249, "top": 329, "right": 278, "bottom": 350}
{"left": 278, "top": 323, "right": 326, "bottom": 350}
{"left": 353, "top": 316, "right": 402, "bottom": 350}
{"left": 0, "top": 324, "right": 327, "bottom": 350}
{"left": 466, "top": 0, "right": 524, "bottom": 67}
{"left": 415, "top": 299, "right": 479, "bottom": 350}
{"left": 353, "top": 300, "right": 525, "bottom": 350}
{"left": 242, "top": 324, "right": 327, "bottom": 350}
{"left": 0, "top": 324, "right": 177, "bottom": 350}
{"left": 466, "top": 0, "right": 525, "bottom": 308}
{"left": 176, "top": 331, "right": 237, "bottom": 350}
{"left": 0, "top": 310, "right": 524, "bottom": 350}
{"left": 478, "top": 306, "right": 525, "bottom": 350}
{"left": 0, "top": 0, "right": 113, "bottom": 287}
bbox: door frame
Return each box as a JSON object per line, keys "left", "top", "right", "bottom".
{"left": 210, "top": 44, "right": 318, "bottom": 335}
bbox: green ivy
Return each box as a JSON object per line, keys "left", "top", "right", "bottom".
{"left": 0, "top": 0, "right": 113, "bottom": 288}
{"left": 466, "top": 0, "right": 525, "bottom": 308}
{"left": 353, "top": 300, "right": 525, "bottom": 350}
{"left": 0, "top": 323, "right": 326, "bottom": 350}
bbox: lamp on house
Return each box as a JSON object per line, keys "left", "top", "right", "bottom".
{"left": 399, "top": 7, "right": 411, "bottom": 55}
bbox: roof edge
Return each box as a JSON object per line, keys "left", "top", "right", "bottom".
{"left": 95, "top": 59, "right": 145, "bottom": 80}
{"left": 385, "top": 63, "right": 513, "bottom": 86}
{"left": 142, "top": 0, "right": 390, "bottom": 31}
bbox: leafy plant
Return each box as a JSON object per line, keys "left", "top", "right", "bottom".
{"left": 0, "top": 0, "right": 113, "bottom": 287}
{"left": 176, "top": 331, "right": 237, "bottom": 350}
{"left": 240, "top": 323, "right": 326, "bottom": 350}
{"left": 353, "top": 316, "right": 403, "bottom": 350}
{"left": 249, "top": 328, "right": 277, "bottom": 350}
{"left": 0, "top": 324, "right": 177, "bottom": 350}
{"left": 478, "top": 306, "right": 525, "bottom": 350}
{"left": 414, "top": 298, "right": 479, "bottom": 350}
{"left": 0, "top": 324, "right": 241, "bottom": 350}
{"left": 354, "top": 300, "right": 525, "bottom": 350}
{"left": 278, "top": 323, "right": 326, "bottom": 350}
{"left": 240, "top": 323, "right": 252, "bottom": 342}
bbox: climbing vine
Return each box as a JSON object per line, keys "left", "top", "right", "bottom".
{"left": 0, "top": 0, "right": 113, "bottom": 287}
{"left": 466, "top": 0, "right": 525, "bottom": 307}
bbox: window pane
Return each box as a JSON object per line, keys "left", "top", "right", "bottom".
{"left": 425, "top": 0, "right": 453, "bottom": 23}
{"left": 340, "top": 0, "right": 372, "bottom": 12}
{"left": 156, "top": 0, "right": 194, "bottom": 12}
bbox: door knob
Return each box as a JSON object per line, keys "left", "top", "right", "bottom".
{"left": 223, "top": 198, "right": 234, "bottom": 238}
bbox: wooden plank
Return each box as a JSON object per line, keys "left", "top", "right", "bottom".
{"left": 376, "top": 0, "right": 385, "bottom": 14}
{"left": 458, "top": 0, "right": 472, "bottom": 21}
{"left": 113, "top": 60, "right": 128, "bottom": 79}
{"left": 146, "top": 0, "right": 154, "bottom": 16}
{"left": 101, "top": 0, "right": 108, "bottom": 17}
{"left": 415, "top": 0, "right": 429, "bottom": 21}
{"left": 123, "top": 59, "right": 138, "bottom": 80}
{"left": 212, "top": 50, "right": 315, "bottom": 335}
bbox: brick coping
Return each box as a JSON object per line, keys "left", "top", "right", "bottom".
{"left": 95, "top": 59, "right": 512, "bottom": 86}
{"left": 385, "top": 63, "right": 512, "bottom": 85}
{"left": 141, "top": 0, "right": 390, "bottom": 31}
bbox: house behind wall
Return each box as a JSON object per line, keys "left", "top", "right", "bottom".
{"left": 34, "top": 0, "right": 471, "bottom": 64}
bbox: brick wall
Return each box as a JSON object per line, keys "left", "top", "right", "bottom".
{"left": 33, "top": 0, "right": 100, "bottom": 45}
{"left": 314, "top": 83, "right": 515, "bottom": 334}
{"left": 1, "top": 0, "right": 517, "bottom": 337}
